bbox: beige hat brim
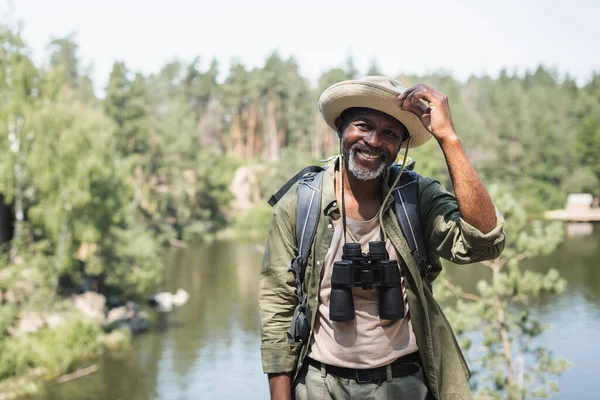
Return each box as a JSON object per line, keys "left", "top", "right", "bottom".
{"left": 318, "top": 80, "right": 432, "bottom": 148}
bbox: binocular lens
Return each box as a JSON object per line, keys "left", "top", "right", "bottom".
{"left": 342, "top": 243, "right": 362, "bottom": 258}
{"left": 330, "top": 288, "right": 355, "bottom": 321}
{"left": 369, "top": 241, "right": 387, "bottom": 257}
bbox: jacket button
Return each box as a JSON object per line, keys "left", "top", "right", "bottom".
{"left": 327, "top": 224, "right": 333, "bottom": 229}
{"left": 316, "top": 261, "right": 321, "bottom": 266}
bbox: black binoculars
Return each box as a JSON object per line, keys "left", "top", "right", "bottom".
{"left": 330, "top": 241, "right": 404, "bottom": 321}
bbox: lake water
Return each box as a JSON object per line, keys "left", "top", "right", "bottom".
{"left": 34, "top": 225, "right": 600, "bottom": 399}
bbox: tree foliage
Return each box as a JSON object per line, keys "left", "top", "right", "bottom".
{"left": 0, "top": 19, "right": 595, "bottom": 397}
{"left": 436, "top": 186, "right": 571, "bottom": 399}
{"left": 0, "top": 20, "right": 596, "bottom": 295}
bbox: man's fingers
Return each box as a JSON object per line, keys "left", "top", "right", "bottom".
{"left": 399, "top": 89, "right": 418, "bottom": 109}
{"left": 399, "top": 84, "right": 446, "bottom": 119}
{"left": 399, "top": 87, "right": 427, "bottom": 115}
{"left": 400, "top": 94, "right": 427, "bottom": 117}
{"left": 409, "top": 91, "right": 434, "bottom": 108}
{"left": 397, "top": 85, "right": 420, "bottom": 102}
{"left": 414, "top": 87, "right": 441, "bottom": 104}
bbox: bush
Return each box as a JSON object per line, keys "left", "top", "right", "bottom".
{"left": 0, "top": 318, "right": 101, "bottom": 380}
{"left": 0, "top": 305, "right": 18, "bottom": 338}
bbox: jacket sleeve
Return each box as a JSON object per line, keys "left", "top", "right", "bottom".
{"left": 258, "top": 189, "right": 302, "bottom": 373}
{"left": 418, "top": 176, "right": 506, "bottom": 264}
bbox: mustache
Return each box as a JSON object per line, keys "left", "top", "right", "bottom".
{"left": 350, "top": 142, "right": 388, "bottom": 159}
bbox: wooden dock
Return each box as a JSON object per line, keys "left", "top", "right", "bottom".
{"left": 544, "top": 209, "right": 600, "bottom": 222}
{"left": 544, "top": 193, "right": 600, "bottom": 222}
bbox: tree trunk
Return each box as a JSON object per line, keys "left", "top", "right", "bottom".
{"left": 255, "top": 125, "right": 263, "bottom": 160}
{"left": 494, "top": 265, "right": 515, "bottom": 386}
{"left": 246, "top": 102, "right": 257, "bottom": 160}
{"left": 267, "top": 97, "right": 279, "bottom": 161}
{"left": 0, "top": 193, "right": 12, "bottom": 245}
{"left": 498, "top": 306, "right": 515, "bottom": 385}
{"left": 231, "top": 112, "right": 243, "bottom": 159}
{"left": 10, "top": 172, "right": 23, "bottom": 262}
{"left": 277, "top": 126, "right": 286, "bottom": 153}
{"left": 9, "top": 118, "right": 25, "bottom": 263}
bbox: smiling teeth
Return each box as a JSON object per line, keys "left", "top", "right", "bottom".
{"left": 359, "top": 151, "right": 381, "bottom": 159}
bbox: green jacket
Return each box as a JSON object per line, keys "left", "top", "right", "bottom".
{"left": 258, "top": 159, "right": 506, "bottom": 400}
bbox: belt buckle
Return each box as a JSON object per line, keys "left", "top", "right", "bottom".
{"left": 354, "top": 369, "right": 370, "bottom": 384}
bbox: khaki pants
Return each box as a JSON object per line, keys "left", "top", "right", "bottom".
{"left": 294, "top": 362, "right": 429, "bottom": 400}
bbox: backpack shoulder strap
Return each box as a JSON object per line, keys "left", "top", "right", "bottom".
{"left": 390, "top": 166, "right": 432, "bottom": 277}
{"left": 268, "top": 165, "right": 326, "bottom": 264}
{"left": 269, "top": 166, "right": 326, "bottom": 343}
{"left": 295, "top": 170, "right": 325, "bottom": 269}
{"left": 289, "top": 169, "right": 325, "bottom": 343}
{"left": 268, "top": 166, "right": 325, "bottom": 207}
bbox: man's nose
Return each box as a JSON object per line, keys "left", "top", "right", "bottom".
{"left": 363, "top": 130, "right": 383, "bottom": 147}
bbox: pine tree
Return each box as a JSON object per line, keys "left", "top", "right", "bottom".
{"left": 46, "top": 33, "right": 80, "bottom": 89}
{"left": 104, "top": 62, "right": 150, "bottom": 157}
{"left": 436, "top": 186, "right": 571, "bottom": 399}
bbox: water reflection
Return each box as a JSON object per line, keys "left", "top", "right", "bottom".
{"left": 37, "top": 241, "right": 268, "bottom": 400}
{"left": 34, "top": 227, "right": 600, "bottom": 399}
{"left": 442, "top": 224, "right": 600, "bottom": 308}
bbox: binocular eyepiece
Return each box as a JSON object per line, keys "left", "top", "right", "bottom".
{"left": 329, "top": 241, "right": 405, "bottom": 321}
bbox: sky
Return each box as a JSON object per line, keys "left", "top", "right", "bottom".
{"left": 2, "top": 0, "right": 599, "bottom": 91}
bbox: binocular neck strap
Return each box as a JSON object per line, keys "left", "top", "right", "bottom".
{"left": 339, "top": 142, "right": 349, "bottom": 245}
{"left": 380, "top": 136, "right": 411, "bottom": 242}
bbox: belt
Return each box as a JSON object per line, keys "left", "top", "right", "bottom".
{"left": 307, "top": 352, "right": 421, "bottom": 383}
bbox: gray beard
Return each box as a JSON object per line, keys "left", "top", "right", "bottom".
{"left": 344, "top": 142, "right": 387, "bottom": 181}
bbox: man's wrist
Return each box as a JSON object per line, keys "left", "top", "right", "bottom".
{"left": 436, "top": 131, "right": 460, "bottom": 149}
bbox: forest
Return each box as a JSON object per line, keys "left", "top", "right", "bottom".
{"left": 0, "top": 23, "right": 599, "bottom": 397}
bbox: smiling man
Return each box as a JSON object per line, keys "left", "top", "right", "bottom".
{"left": 259, "top": 76, "right": 506, "bottom": 400}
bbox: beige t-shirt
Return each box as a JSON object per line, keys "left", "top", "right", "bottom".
{"left": 307, "top": 212, "right": 419, "bottom": 369}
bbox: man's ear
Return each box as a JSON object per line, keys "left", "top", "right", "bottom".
{"left": 334, "top": 117, "right": 344, "bottom": 138}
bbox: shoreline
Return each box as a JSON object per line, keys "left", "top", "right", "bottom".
{"left": 0, "top": 293, "right": 144, "bottom": 400}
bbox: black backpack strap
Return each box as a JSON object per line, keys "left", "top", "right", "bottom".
{"left": 271, "top": 168, "right": 325, "bottom": 343}
{"left": 391, "top": 167, "right": 432, "bottom": 278}
{"left": 295, "top": 171, "right": 325, "bottom": 269}
{"left": 268, "top": 166, "right": 325, "bottom": 207}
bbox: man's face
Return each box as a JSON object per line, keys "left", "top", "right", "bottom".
{"left": 336, "top": 108, "right": 407, "bottom": 181}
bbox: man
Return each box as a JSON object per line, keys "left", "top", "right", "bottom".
{"left": 259, "top": 76, "right": 505, "bottom": 400}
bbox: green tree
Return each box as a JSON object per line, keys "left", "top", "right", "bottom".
{"left": 45, "top": 33, "right": 96, "bottom": 103}
{"left": 222, "top": 60, "right": 250, "bottom": 159}
{"left": 103, "top": 62, "right": 150, "bottom": 156}
{"left": 184, "top": 57, "right": 222, "bottom": 150}
{"left": 437, "top": 186, "right": 571, "bottom": 399}
{"left": 0, "top": 24, "right": 40, "bottom": 262}
{"left": 575, "top": 116, "right": 600, "bottom": 191}
{"left": 575, "top": 114, "right": 600, "bottom": 189}
{"left": 46, "top": 34, "right": 79, "bottom": 88}
{"left": 281, "top": 57, "right": 313, "bottom": 154}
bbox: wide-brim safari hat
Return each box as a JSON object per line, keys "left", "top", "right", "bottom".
{"left": 318, "top": 76, "right": 432, "bottom": 148}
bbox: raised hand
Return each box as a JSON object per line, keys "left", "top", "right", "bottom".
{"left": 397, "top": 84, "right": 457, "bottom": 144}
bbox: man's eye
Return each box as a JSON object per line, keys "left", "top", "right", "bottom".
{"left": 355, "top": 123, "right": 368, "bottom": 129}
{"left": 384, "top": 130, "right": 398, "bottom": 138}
